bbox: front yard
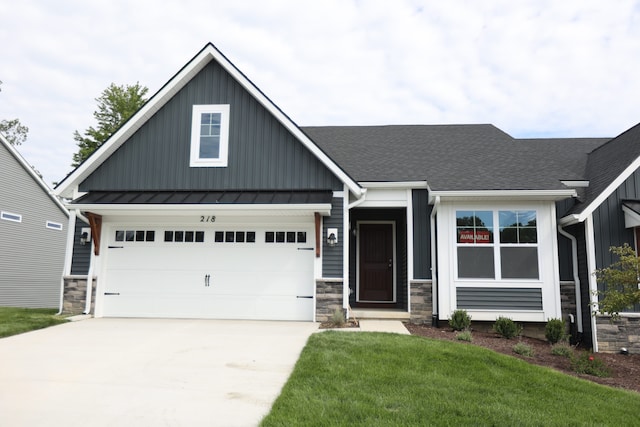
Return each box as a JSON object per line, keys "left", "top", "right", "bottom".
{"left": 0, "top": 307, "right": 68, "bottom": 338}
{"left": 261, "top": 331, "right": 640, "bottom": 426}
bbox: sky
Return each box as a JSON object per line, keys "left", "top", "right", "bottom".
{"left": 1, "top": 0, "right": 640, "bottom": 186}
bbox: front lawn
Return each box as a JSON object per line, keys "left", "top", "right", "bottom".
{"left": 0, "top": 307, "right": 68, "bottom": 338}
{"left": 261, "top": 332, "right": 640, "bottom": 426}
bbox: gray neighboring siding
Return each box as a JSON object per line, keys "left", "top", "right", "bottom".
{"left": 592, "top": 168, "right": 640, "bottom": 271}
{"left": 0, "top": 143, "right": 67, "bottom": 308}
{"left": 70, "top": 217, "right": 91, "bottom": 275}
{"left": 456, "top": 287, "right": 543, "bottom": 310}
{"left": 412, "top": 189, "right": 432, "bottom": 279}
{"left": 322, "top": 197, "right": 343, "bottom": 278}
{"left": 80, "top": 61, "right": 343, "bottom": 192}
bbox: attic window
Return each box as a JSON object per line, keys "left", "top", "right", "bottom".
{"left": 190, "top": 104, "right": 230, "bottom": 167}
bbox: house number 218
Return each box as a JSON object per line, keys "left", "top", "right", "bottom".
{"left": 200, "top": 215, "right": 216, "bottom": 223}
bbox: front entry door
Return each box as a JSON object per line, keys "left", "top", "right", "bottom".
{"left": 358, "top": 222, "right": 395, "bottom": 302}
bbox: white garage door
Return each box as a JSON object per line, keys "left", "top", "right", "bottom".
{"left": 101, "top": 223, "right": 315, "bottom": 321}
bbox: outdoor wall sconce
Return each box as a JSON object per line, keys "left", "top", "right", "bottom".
{"left": 80, "top": 227, "right": 91, "bottom": 245}
{"left": 327, "top": 228, "right": 338, "bottom": 247}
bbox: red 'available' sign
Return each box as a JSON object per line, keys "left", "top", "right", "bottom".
{"left": 458, "top": 230, "right": 491, "bottom": 243}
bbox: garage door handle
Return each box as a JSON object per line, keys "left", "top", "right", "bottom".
{"left": 104, "top": 292, "right": 120, "bottom": 296}
{"left": 108, "top": 246, "right": 124, "bottom": 249}
{"left": 297, "top": 295, "right": 313, "bottom": 299}
{"left": 297, "top": 247, "right": 314, "bottom": 251}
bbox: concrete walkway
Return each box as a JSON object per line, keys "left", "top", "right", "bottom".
{"left": 358, "top": 320, "right": 411, "bottom": 334}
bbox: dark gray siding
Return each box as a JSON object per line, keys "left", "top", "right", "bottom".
{"left": 592, "top": 169, "right": 640, "bottom": 271}
{"left": 456, "top": 287, "right": 542, "bottom": 310}
{"left": 80, "top": 61, "right": 342, "bottom": 192}
{"left": 70, "top": 217, "right": 91, "bottom": 275}
{"left": 412, "top": 189, "right": 432, "bottom": 279}
{"left": 556, "top": 198, "right": 576, "bottom": 281}
{"left": 0, "top": 143, "right": 68, "bottom": 308}
{"left": 322, "top": 197, "right": 344, "bottom": 278}
{"left": 569, "top": 223, "right": 593, "bottom": 347}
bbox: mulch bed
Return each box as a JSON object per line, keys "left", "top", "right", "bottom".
{"left": 405, "top": 323, "right": 640, "bottom": 394}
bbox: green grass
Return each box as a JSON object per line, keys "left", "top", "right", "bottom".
{"left": 261, "top": 332, "right": 640, "bottom": 426}
{"left": 0, "top": 307, "right": 68, "bottom": 338}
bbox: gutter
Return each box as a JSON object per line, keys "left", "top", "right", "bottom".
{"left": 557, "top": 225, "right": 583, "bottom": 334}
{"left": 430, "top": 196, "right": 440, "bottom": 320}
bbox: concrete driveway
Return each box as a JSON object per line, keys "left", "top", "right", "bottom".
{"left": 0, "top": 318, "right": 318, "bottom": 427}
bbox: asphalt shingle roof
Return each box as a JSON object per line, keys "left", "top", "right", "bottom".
{"left": 303, "top": 124, "right": 610, "bottom": 192}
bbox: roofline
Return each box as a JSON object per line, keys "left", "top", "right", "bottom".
{"left": 64, "top": 202, "right": 332, "bottom": 216}
{"left": 54, "top": 43, "right": 361, "bottom": 198}
{"left": 359, "top": 181, "right": 428, "bottom": 189}
{"left": 0, "top": 133, "right": 68, "bottom": 216}
{"left": 428, "top": 189, "right": 577, "bottom": 204}
{"left": 561, "top": 153, "right": 640, "bottom": 224}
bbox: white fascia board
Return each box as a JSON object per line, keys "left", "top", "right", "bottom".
{"left": 560, "top": 180, "right": 590, "bottom": 187}
{"left": 0, "top": 134, "right": 69, "bottom": 216}
{"left": 55, "top": 44, "right": 362, "bottom": 198}
{"left": 63, "top": 203, "right": 332, "bottom": 217}
{"left": 429, "top": 189, "right": 577, "bottom": 202}
{"left": 571, "top": 154, "right": 640, "bottom": 224}
{"left": 359, "top": 181, "right": 428, "bottom": 189}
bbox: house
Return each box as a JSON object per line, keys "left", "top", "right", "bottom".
{"left": 54, "top": 43, "right": 640, "bottom": 353}
{"left": 0, "top": 133, "right": 68, "bottom": 309}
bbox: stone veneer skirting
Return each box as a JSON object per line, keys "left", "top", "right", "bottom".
{"left": 63, "top": 277, "right": 96, "bottom": 315}
{"left": 316, "top": 279, "right": 344, "bottom": 322}
{"left": 596, "top": 315, "right": 640, "bottom": 354}
{"left": 410, "top": 280, "right": 432, "bottom": 324}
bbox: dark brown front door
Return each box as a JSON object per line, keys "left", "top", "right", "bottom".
{"left": 358, "top": 223, "right": 394, "bottom": 302}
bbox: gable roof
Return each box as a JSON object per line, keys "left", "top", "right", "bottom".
{"left": 561, "top": 122, "right": 640, "bottom": 223}
{"left": 55, "top": 43, "right": 361, "bottom": 199}
{"left": 303, "top": 124, "right": 606, "bottom": 193}
{"left": 0, "top": 133, "right": 68, "bottom": 216}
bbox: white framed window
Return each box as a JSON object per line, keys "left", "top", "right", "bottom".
{"left": 1, "top": 211, "right": 22, "bottom": 223}
{"left": 46, "top": 221, "right": 63, "bottom": 230}
{"left": 190, "top": 104, "right": 230, "bottom": 167}
{"left": 455, "top": 209, "right": 539, "bottom": 280}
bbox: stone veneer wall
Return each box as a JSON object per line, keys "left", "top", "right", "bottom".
{"left": 316, "top": 279, "right": 344, "bottom": 322}
{"left": 559, "top": 281, "right": 578, "bottom": 339}
{"left": 410, "top": 280, "right": 432, "bottom": 324}
{"left": 63, "top": 277, "right": 96, "bottom": 315}
{"left": 596, "top": 316, "right": 640, "bottom": 354}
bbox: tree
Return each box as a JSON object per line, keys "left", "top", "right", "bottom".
{"left": 594, "top": 244, "right": 640, "bottom": 319}
{"left": 0, "top": 80, "right": 29, "bottom": 145}
{"left": 72, "top": 82, "right": 148, "bottom": 166}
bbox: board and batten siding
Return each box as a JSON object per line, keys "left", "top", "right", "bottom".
{"left": 0, "top": 143, "right": 67, "bottom": 308}
{"left": 412, "top": 189, "right": 432, "bottom": 279}
{"left": 80, "top": 60, "right": 343, "bottom": 192}
{"left": 322, "top": 197, "right": 343, "bottom": 278}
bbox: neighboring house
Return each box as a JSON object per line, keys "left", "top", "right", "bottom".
{"left": 54, "top": 43, "right": 640, "bottom": 353}
{"left": 0, "top": 133, "right": 68, "bottom": 308}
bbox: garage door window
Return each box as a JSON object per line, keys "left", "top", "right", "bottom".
{"left": 116, "top": 230, "right": 155, "bottom": 242}
{"left": 265, "top": 231, "right": 307, "bottom": 243}
{"left": 214, "top": 231, "right": 256, "bottom": 243}
{"left": 164, "top": 230, "right": 205, "bottom": 243}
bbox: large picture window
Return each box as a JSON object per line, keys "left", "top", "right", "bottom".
{"left": 190, "top": 104, "right": 230, "bottom": 167}
{"left": 456, "top": 209, "right": 539, "bottom": 280}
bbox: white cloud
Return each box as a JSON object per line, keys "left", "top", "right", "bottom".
{"left": 1, "top": 0, "right": 640, "bottom": 184}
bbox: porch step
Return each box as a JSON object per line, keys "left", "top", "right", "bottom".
{"left": 350, "top": 308, "right": 410, "bottom": 320}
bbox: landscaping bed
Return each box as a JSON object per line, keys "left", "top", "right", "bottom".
{"left": 405, "top": 323, "right": 640, "bottom": 393}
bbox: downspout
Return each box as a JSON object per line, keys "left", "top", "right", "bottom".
{"left": 557, "top": 225, "right": 583, "bottom": 334}
{"left": 430, "top": 196, "right": 440, "bottom": 322}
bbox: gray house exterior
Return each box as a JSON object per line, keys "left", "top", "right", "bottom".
{"left": 56, "top": 43, "right": 640, "bottom": 353}
{"left": 0, "top": 134, "right": 68, "bottom": 308}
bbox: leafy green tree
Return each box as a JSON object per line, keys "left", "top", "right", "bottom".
{"left": 0, "top": 80, "right": 29, "bottom": 145}
{"left": 72, "top": 82, "right": 148, "bottom": 166}
{"left": 594, "top": 244, "right": 640, "bottom": 319}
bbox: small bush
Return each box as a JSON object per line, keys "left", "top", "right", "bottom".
{"left": 570, "top": 352, "right": 611, "bottom": 377}
{"left": 456, "top": 330, "right": 472, "bottom": 342}
{"left": 492, "top": 316, "right": 522, "bottom": 339}
{"left": 329, "top": 308, "right": 345, "bottom": 327}
{"left": 551, "top": 342, "right": 574, "bottom": 358}
{"left": 545, "top": 318, "right": 566, "bottom": 344}
{"left": 449, "top": 309, "right": 471, "bottom": 331}
{"left": 513, "top": 342, "right": 535, "bottom": 357}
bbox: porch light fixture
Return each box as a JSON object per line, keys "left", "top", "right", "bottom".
{"left": 80, "top": 227, "right": 91, "bottom": 245}
{"left": 327, "top": 228, "right": 338, "bottom": 247}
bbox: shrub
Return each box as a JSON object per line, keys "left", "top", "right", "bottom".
{"left": 545, "top": 318, "right": 566, "bottom": 344}
{"left": 456, "top": 330, "right": 472, "bottom": 342}
{"left": 551, "top": 342, "right": 574, "bottom": 358}
{"left": 492, "top": 316, "right": 522, "bottom": 339}
{"left": 570, "top": 352, "right": 611, "bottom": 377}
{"left": 513, "top": 342, "right": 534, "bottom": 357}
{"left": 329, "top": 308, "right": 345, "bottom": 327}
{"left": 449, "top": 309, "right": 471, "bottom": 331}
